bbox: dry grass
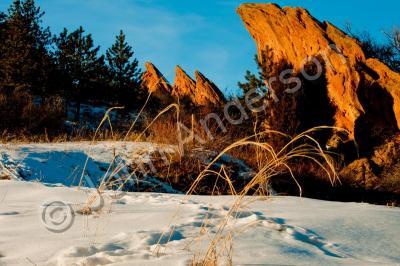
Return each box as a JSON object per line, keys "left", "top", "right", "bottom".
{"left": 66, "top": 97, "right": 341, "bottom": 265}
{"left": 179, "top": 127, "right": 339, "bottom": 265}
{"left": 75, "top": 94, "right": 182, "bottom": 214}
{"left": 0, "top": 130, "right": 147, "bottom": 144}
{"left": 0, "top": 173, "right": 12, "bottom": 180}
{"left": 137, "top": 115, "right": 340, "bottom": 264}
{"left": 5, "top": 91, "right": 340, "bottom": 264}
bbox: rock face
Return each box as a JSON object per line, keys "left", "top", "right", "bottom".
{"left": 172, "top": 65, "right": 196, "bottom": 103}
{"left": 364, "top": 58, "right": 400, "bottom": 130}
{"left": 194, "top": 70, "right": 225, "bottom": 106}
{"left": 141, "top": 62, "right": 173, "bottom": 103}
{"left": 142, "top": 62, "right": 225, "bottom": 106}
{"left": 339, "top": 158, "right": 380, "bottom": 190}
{"left": 237, "top": 3, "right": 400, "bottom": 142}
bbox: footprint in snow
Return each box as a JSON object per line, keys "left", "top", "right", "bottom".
{"left": 0, "top": 211, "right": 20, "bottom": 216}
{"left": 260, "top": 218, "right": 349, "bottom": 258}
{"left": 53, "top": 229, "right": 187, "bottom": 265}
{"left": 185, "top": 204, "right": 350, "bottom": 260}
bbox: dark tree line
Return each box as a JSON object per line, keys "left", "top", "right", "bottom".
{"left": 0, "top": 0, "right": 142, "bottom": 132}
{"left": 346, "top": 24, "right": 400, "bottom": 72}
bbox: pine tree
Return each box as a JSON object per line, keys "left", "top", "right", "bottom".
{"left": 0, "top": 12, "right": 5, "bottom": 32}
{"left": 54, "top": 26, "right": 106, "bottom": 121}
{"left": 106, "top": 30, "right": 141, "bottom": 107}
{"left": 0, "top": 0, "right": 51, "bottom": 95}
{"left": 238, "top": 55, "right": 266, "bottom": 96}
{"left": 238, "top": 70, "right": 265, "bottom": 95}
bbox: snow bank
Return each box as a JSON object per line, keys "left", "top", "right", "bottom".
{"left": 0, "top": 142, "right": 178, "bottom": 193}
{"left": 0, "top": 180, "right": 399, "bottom": 265}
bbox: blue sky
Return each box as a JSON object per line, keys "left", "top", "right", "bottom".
{"left": 1, "top": 1, "right": 399, "bottom": 96}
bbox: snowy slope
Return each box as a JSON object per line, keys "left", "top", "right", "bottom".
{"left": 0, "top": 142, "right": 178, "bottom": 193}
{"left": 0, "top": 180, "right": 399, "bottom": 266}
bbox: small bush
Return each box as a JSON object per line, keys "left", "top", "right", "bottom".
{"left": 0, "top": 92, "right": 66, "bottom": 134}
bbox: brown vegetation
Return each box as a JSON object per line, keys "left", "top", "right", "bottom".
{"left": 237, "top": 3, "right": 400, "bottom": 204}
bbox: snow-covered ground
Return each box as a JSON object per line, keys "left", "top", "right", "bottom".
{"left": 0, "top": 142, "right": 178, "bottom": 193}
{"left": 0, "top": 180, "right": 399, "bottom": 265}
{"left": 0, "top": 142, "right": 253, "bottom": 194}
{"left": 0, "top": 142, "right": 400, "bottom": 265}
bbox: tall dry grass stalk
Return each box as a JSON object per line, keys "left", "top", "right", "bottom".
{"left": 73, "top": 91, "right": 342, "bottom": 265}
{"left": 156, "top": 127, "right": 341, "bottom": 265}
{"left": 76, "top": 92, "right": 183, "bottom": 211}
{"left": 187, "top": 126, "right": 340, "bottom": 265}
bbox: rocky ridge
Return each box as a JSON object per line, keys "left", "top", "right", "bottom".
{"left": 237, "top": 3, "right": 400, "bottom": 141}
{"left": 238, "top": 3, "right": 400, "bottom": 192}
{"left": 141, "top": 62, "right": 225, "bottom": 106}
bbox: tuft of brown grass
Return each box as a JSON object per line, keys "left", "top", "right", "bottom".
{"left": 55, "top": 91, "right": 341, "bottom": 264}
{"left": 144, "top": 123, "right": 341, "bottom": 264}
{"left": 180, "top": 127, "right": 339, "bottom": 265}
{"left": 0, "top": 173, "right": 12, "bottom": 180}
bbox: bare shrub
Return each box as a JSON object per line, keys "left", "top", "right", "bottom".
{"left": 0, "top": 92, "right": 66, "bottom": 134}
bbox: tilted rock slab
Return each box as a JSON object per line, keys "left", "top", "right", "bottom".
{"left": 237, "top": 3, "right": 400, "bottom": 140}
{"left": 173, "top": 65, "right": 197, "bottom": 103}
{"left": 193, "top": 70, "right": 225, "bottom": 106}
{"left": 173, "top": 66, "right": 225, "bottom": 106}
{"left": 141, "top": 62, "right": 173, "bottom": 103}
{"left": 142, "top": 62, "right": 225, "bottom": 106}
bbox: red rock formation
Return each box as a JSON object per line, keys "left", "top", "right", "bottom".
{"left": 194, "top": 70, "right": 225, "bottom": 106}
{"left": 237, "top": 3, "right": 400, "bottom": 140}
{"left": 141, "top": 62, "right": 173, "bottom": 103}
{"left": 172, "top": 66, "right": 225, "bottom": 106}
{"left": 144, "top": 63, "right": 225, "bottom": 107}
{"left": 172, "top": 65, "right": 196, "bottom": 102}
{"left": 365, "top": 58, "right": 400, "bottom": 129}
